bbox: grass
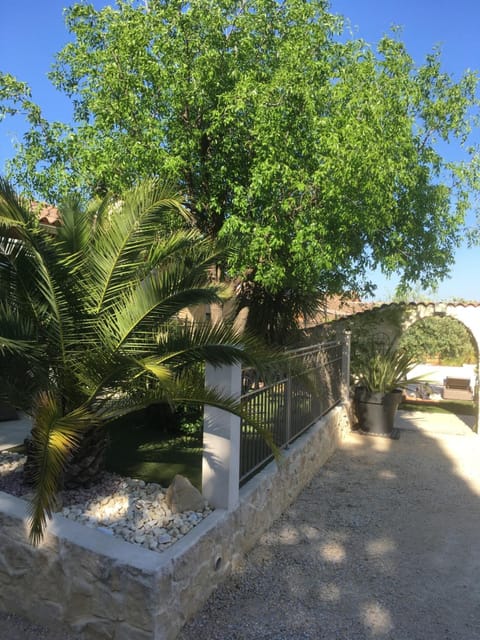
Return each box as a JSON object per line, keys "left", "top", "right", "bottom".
{"left": 399, "top": 399, "right": 475, "bottom": 416}
{"left": 105, "top": 408, "right": 203, "bottom": 489}
{"left": 5, "top": 406, "right": 204, "bottom": 489}
{"left": 7, "top": 422, "right": 203, "bottom": 490}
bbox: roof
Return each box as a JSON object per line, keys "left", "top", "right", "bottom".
{"left": 302, "top": 295, "right": 378, "bottom": 327}
{"left": 30, "top": 202, "right": 61, "bottom": 227}
{"left": 38, "top": 204, "right": 61, "bottom": 226}
{"left": 357, "top": 300, "right": 480, "bottom": 311}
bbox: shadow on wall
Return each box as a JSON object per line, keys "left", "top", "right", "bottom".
{"left": 179, "top": 417, "right": 480, "bottom": 640}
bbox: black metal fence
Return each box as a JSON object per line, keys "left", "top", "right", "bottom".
{"left": 240, "top": 339, "right": 346, "bottom": 483}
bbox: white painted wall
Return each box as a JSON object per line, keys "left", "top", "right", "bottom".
{"left": 408, "top": 364, "right": 476, "bottom": 387}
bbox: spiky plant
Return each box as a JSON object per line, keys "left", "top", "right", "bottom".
{"left": 0, "top": 177, "right": 270, "bottom": 544}
{"left": 353, "top": 339, "right": 418, "bottom": 394}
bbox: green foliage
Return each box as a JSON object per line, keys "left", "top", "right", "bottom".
{"left": 0, "top": 177, "right": 271, "bottom": 543}
{"left": 105, "top": 412, "right": 203, "bottom": 489}
{"left": 1, "top": 1, "right": 478, "bottom": 308}
{"left": 0, "top": 74, "right": 37, "bottom": 122}
{"left": 352, "top": 338, "right": 417, "bottom": 393}
{"left": 399, "top": 400, "right": 475, "bottom": 416}
{"left": 390, "top": 285, "right": 436, "bottom": 304}
{"left": 1, "top": 1, "right": 479, "bottom": 345}
{"left": 341, "top": 304, "right": 407, "bottom": 346}
{"left": 399, "top": 316, "right": 477, "bottom": 365}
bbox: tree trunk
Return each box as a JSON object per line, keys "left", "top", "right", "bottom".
{"left": 23, "top": 426, "right": 109, "bottom": 488}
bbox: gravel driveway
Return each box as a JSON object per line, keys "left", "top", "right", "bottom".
{"left": 180, "top": 410, "right": 480, "bottom": 640}
{"left": 2, "top": 410, "right": 480, "bottom": 639}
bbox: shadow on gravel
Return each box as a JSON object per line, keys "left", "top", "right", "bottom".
{"left": 398, "top": 407, "right": 476, "bottom": 432}
{"left": 179, "top": 415, "right": 480, "bottom": 640}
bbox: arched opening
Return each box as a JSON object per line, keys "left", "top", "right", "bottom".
{"left": 399, "top": 315, "right": 477, "bottom": 366}
{"left": 398, "top": 315, "right": 477, "bottom": 417}
{"left": 339, "top": 301, "right": 480, "bottom": 432}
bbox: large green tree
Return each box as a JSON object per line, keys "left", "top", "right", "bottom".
{"left": 0, "top": 177, "right": 270, "bottom": 543}
{"left": 1, "top": 0, "right": 479, "bottom": 339}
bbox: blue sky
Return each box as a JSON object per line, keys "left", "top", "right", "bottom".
{"left": 1, "top": 0, "right": 479, "bottom": 302}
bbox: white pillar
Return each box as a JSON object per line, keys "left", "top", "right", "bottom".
{"left": 202, "top": 362, "right": 241, "bottom": 510}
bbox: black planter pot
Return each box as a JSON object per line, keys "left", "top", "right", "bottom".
{"left": 355, "top": 388, "right": 403, "bottom": 434}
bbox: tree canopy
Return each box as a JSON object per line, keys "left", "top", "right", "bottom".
{"left": 1, "top": 0, "right": 479, "bottom": 337}
{"left": 399, "top": 316, "right": 477, "bottom": 365}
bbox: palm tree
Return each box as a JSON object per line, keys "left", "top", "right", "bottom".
{"left": 235, "top": 277, "right": 327, "bottom": 346}
{"left": 0, "top": 177, "right": 268, "bottom": 544}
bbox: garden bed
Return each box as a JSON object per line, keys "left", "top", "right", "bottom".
{"left": 0, "top": 404, "right": 350, "bottom": 639}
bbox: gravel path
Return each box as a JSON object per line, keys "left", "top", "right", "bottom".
{"left": 2, "top": 411, "right": 480, "bottom": 639}
{"left": 180, "top": 412, "right": 480, "bottom": 640}
{"left": 0, "top": 612, "right": 80, "bottom": 640}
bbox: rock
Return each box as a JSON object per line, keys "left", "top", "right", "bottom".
{"left": 187, "top": 513, "right": 201, "bottom": 525}
{"left": 158, "top": 533, "right": 172, "bottom": 544}
{"left": 0, "top": 456, "right": 212, "bottom": 554}
{"left": 97, "top": 526, "right": 114, "bottom": 536}
{"left": 165, "top": 475, "right": 205, "bottom": 514}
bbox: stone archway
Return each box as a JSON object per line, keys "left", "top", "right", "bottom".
{"left": 343, "top": 301, "right": 480, "bottom": 431}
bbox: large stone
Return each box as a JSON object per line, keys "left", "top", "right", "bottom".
{"left": 165, "top": 475, "right": 204, "bottom": 514}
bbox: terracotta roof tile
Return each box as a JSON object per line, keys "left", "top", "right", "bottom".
{"left": 30, "top": 202, "right": 61, "bottom": 226}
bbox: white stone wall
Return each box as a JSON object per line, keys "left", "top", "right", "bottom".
{"left": 0, "top": 403, "right": 351, "bottom": 640}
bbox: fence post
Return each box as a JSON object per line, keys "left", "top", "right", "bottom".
{"left": 475, "top": 354, "right": 480, "bottom": 434}
{"left": 285, "top": 362, "right": 292, "bottom": 447}
{"left": 202, "top": 362, "right": 241, "bottom": 510}
{"left": 342, "top": 331, "right": 351, "bottom": 403}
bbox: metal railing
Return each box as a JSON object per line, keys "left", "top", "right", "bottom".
{"left": 240, "top": 338, "right": 346, "bottom": 483}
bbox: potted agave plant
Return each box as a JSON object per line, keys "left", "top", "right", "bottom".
{"left": 353, "top": 340, "right": 417, "bottom": 435}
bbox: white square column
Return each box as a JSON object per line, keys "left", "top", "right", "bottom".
{"left": 202, "top": 362, "right": 241, "bottom": 510}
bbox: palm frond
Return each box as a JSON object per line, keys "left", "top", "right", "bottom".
{"left": 97, "top": 269, "right": 226, "bottom": 355}
{"left": 0, "top": 178, "right": 277, "bottom": 545}
{"left": 54, "top": 195, "right": 92, "bottom": 268}
{"left": 0, "top": 301, "right": 40, "bottom": 355}
{"left": 0, "top": 215, "right": 78, "bottom": 366}
{"left": 136, "top": 358, "right": 173, "bottom": 381}
{"left": 153, "top": 321, "right": 280, "bottom": 372}
{"left": 87, "top": 179, "right": 192, "bottom": 311}
{"left": 0, "top": 176, "right": 31, "bottom": 228}
{"left": 24, "top": 243, "right": 74, "bottom": 363}
{"left": 27, "top": 392, "right": 96, "bottom": 545}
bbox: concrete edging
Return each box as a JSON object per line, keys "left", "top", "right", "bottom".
{"left": 0, "top": 403, "right": 350, "bottom": 640}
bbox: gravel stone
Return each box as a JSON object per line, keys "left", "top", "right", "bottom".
{"left": 180, "top": 415, "right": 480, "bottom": 640}
{"left": 2, "top": 411, "right": 479, "bottom": 639}
{"left": 0, "top": 452, "right": 212, "bottom": 551}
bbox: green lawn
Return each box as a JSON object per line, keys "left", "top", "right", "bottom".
{"left": 106, "top": 412, "right": 203, "bottom": 489}
{"left": 8, "top": 421, "right": 203, "bottom": 489}
{"left": 7, "top": 406, "right": 204, "bottom": 489}
{"left": 399, "top": 399, "right": 475, "bottom": 416}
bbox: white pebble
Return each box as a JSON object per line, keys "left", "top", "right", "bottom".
{"left": 0, "top": 454, "right": 212, "bottom": 554}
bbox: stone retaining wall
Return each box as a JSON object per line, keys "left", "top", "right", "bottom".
{"left": 0, "top": 403, "right": 350, "bottom": 640}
